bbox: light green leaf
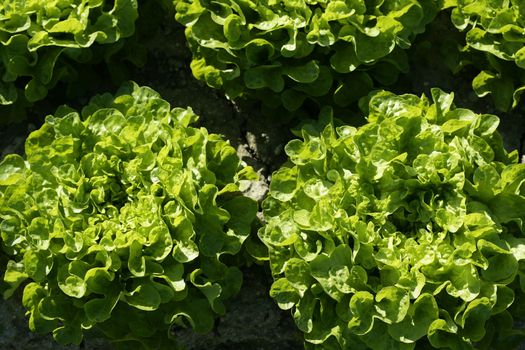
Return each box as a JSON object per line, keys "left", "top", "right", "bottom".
{"left": 0, "top": 154, "right": 27, "bottom": 186}
{"left": 388, "top": 293, "right": 439, "bottom": 343}
{"left": 125, "top": 283, "right": 161, "bottom": 311}
{"left": 270, "top": 277, "right": 300, "bottom": 310}
{"left": 375, "top": 286, "right": 410, "bottom": 324}
{"left": 284, "top": 61, "right": 320, "bottom": 83}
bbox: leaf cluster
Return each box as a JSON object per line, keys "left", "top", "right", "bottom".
{"left": 0, "top": 0, "right": 139, "bottom": 123}
{"left": 174, "top": 0, "right": 441, "bottom": 116}
{"left": 0, "top": 82, "right": 258, "bottom": 349}
{"left": 260, "top": 88, "right": 525, "bottom": 349}
{"left": 446, "top": 0, "right": 525, "bottom": 111}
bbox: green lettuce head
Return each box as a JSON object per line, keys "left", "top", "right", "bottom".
{"left": 0, "top": 0, "right": 138, "bottom": 122}
{"left": 174, "top": 0, "right": 440, "bottom": 116}
{"left": 450, "top": 0, "right": 525, "bottom": 111}
{"left": 0, "top": 82, "right": 258, "bottom": 349}
{"left": 260, "top": 88, "right": 525, "bottom": 349}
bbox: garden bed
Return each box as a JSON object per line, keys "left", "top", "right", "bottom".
{"left": 2, "top": 5, "right": 525, "bottom": 350}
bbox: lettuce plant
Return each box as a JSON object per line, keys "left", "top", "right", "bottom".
{"left": 0, "top": 0, "right": 138, "bottom": 122}
{"left": 260, "top": 88, "right": 525, "bottom": 349}
{"left": 0, "top": 83, "right": 258, "bottom": 349}
{"left": 450, "top": 0, "right": 525, "bottom": 110}
{"left": 174, "top": 0, "right": 440, "bottom": 116}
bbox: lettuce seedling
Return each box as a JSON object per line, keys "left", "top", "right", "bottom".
{"left": 174, "top": 0, "right": 440, "bottom": 116}
{"left": 0, "top": 0, "right": 138, "bottom": 123}
{"left": 261, "top": 88, "right": 525, "bottom": 349}
{"left": 0, "top": 82, "right": 258, "bottom": 349}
